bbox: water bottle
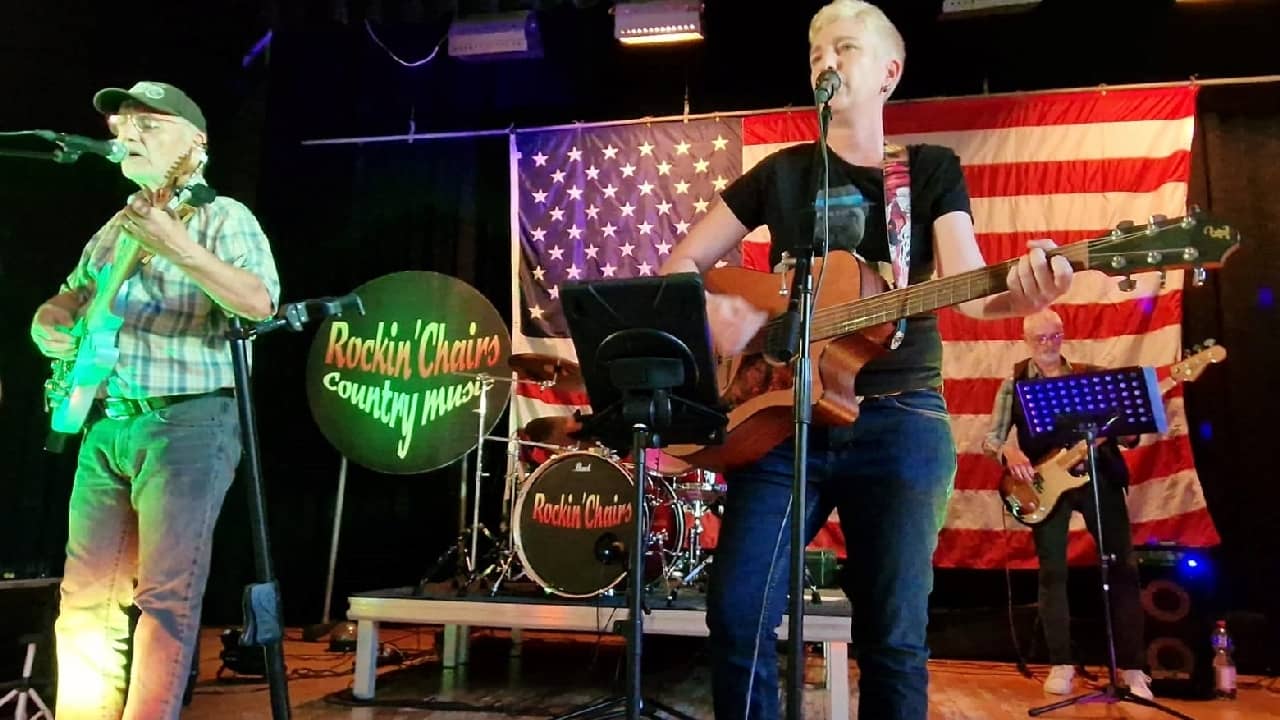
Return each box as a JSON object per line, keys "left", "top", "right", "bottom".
{"left": 1211, "top": 619, "right": 1237, "bottom": 700}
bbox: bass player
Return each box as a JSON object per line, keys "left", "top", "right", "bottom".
{"left": 981, "top": 307, "right": 1153, "bottom": 699}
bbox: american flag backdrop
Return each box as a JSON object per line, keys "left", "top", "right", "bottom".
{"left": 509, "top": 86, "right": 1220, "bottom": 570}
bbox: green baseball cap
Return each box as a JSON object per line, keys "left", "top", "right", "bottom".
{"left": 92, "top": 81, "right": 207, "bottom": 133}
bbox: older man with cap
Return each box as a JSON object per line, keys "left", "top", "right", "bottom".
{"left": 29, "top": 81, "right": 280, "bottom": 720}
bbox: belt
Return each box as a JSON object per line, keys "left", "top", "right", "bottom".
{"left": 98, "top": 388, "right": 234, "bottom": 420}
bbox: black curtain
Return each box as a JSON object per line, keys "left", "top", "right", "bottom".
{"left": 202, "top": 136, "right": 514, "bottom": 625}
{"left": 1181, "top": 84, "right": 1280, "bottom": 640}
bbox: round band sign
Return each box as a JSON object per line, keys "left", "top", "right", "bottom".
{"left": 306, "top": 271, "right": 512, "bottom": 474}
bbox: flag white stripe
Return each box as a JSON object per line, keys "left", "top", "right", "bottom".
{"left": 743, "top": 118, "right": 1196, "bottom": 171}
{"left": 940, "top": 324, "right": 1182, "bottom": 380}
{"left": 970, "top": 183, "right": 1188, "bottom": 234}
{"left": 942, "top": 468, "right": 1207, "bottom": 531}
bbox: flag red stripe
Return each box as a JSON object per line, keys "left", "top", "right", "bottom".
{"left": 975, "top": 229, "right": 1112, "bottom": 261}
{"left": 742, "top": 87, "right": 1197, "bottom": 145}
{"left": 951, "top": 437, "right": 1196, "bottom": 493}
{"left": 929, "top": 507, "right": 1220, "bottom": 569}
{"left": 936, "top": 293, "right": 1182, "bottom": 342}
{"left": 515, "top": 382, "right": 590, "bottom": 407}
{"left": 963, "top": 153, "right": 1191, "bottom": 198}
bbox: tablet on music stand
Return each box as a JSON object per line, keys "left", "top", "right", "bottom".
{"left": 559, "top": 272, "right": 726, "bottom": 453}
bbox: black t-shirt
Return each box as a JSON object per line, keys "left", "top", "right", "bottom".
{"left": 720, "top": 142, "right": 972, "bottom": 396}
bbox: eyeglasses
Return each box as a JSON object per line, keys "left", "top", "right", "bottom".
{"left": 1027, "top": 332, "right": 1064, "bottom": 345}
{"left": 106, "top": 113, "right": 181, "bottom": 137}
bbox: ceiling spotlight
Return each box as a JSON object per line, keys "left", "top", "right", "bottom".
{"left": 448, "top": 10, "right": 542, "bottom": 60}
{"left": 614, "top": 1, "right": 703, "bottom": 46}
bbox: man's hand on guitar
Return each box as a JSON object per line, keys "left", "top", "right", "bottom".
{"left": 121, "top": 193, "right": 191, "bottom": 263}
{"left": 31, "top": 303, "right": 78, "bottom": 360}
{"left": 705, "top": 292, "right": 768, "bottom": 357}
{"left": 1006, "top": 239, "right": 1074, "bottom": 314}
{"left": 1002, "top": 445, "right": 1036, "bottom": 485}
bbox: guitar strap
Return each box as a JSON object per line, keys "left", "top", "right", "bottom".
{"left": 883, "top": 143, "right": 911, "bottom": 350}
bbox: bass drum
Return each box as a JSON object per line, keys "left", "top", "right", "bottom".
{"left": 513, "top": 450, "right": 682, "bottom": 598}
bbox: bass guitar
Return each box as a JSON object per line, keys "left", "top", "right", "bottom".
{"left": 44, "top": 148, "right": 209, "bottom": 441}
{"left": 664, "top": 210, "right": 1240, "bottom": 472}
{"left": 998, "top": 342, "right": 1226, "bottom": 526}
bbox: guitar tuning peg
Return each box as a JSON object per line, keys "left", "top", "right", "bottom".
{"left": 1118, "top": 275, "right": 1137, "bottom": 292}
{"left": 1158, "top": 269, "right": 1167, "bottom": 289}
{"left": 1204, "top": 338, "right": 1217, "bottom": 347}
{"left": 1116, "top": 220, "right": 1135, "bottom": 230}
{"left": 1188, "top": 203, "right": 1202, "bottom": 217}
{"left": 1149, "top": 214, "right": 1167, "bottom": 226}
{"left": 1192, "top": 266, "right": 1208, "bottom": 287}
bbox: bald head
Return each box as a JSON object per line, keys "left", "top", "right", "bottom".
{"left": 1023, "top": 309, "right": 1063, "bottom": 338}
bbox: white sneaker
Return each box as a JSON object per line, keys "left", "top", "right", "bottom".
{"left": 1044, "top": 664, "right": 1075, "bottom": 694}
{"left": 1122, "top": 669, "right": 1154, "bottom": 700}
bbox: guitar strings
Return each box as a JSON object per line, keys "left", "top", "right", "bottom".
{"left": 748, "top": 226, "right": 1180, "bottom": 351}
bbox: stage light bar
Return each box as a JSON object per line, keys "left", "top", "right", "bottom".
{"left": 614, "top": 1, "right": 703, "bottom": 46}
{"left": 941, "top": 0, "right": 1041, "bottom": 15}
{"left": 447, "top": 10, "right": 542, "bottom": 60}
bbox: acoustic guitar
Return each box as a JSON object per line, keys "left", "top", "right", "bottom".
{"left": 664, "top": 211, "right": 1240, "bottom": 472}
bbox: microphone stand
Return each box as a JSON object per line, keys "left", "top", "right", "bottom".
{"left": 0, "top": 130, "right": 89, "bottom": 163}
{"left": 783, "top": 97, "right": 833, "bottom": 720}
{"left": 225, "top": 293, "right": 364, "bottom": 720}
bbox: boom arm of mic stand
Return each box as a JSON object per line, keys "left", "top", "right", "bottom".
{"left": 233, "top": 293, "right": 367, "bottom": 340}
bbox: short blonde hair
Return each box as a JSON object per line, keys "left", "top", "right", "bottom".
{"left": 808, "top": 0, "right": 906, "bottom": 66}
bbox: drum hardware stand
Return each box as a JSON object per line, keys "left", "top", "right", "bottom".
{"left": 417, "top": 372, "right": 558, "bottom": 597}
{"left": 1015, "top": 368, "right": 1193, "bottom": 720}
{"left": 556, "top": 274, "right": 726, "bottom": 720}
{"left": 0, "top": 641, "right": 52, "bottom": 720}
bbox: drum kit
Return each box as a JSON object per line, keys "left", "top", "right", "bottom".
{"left": 436, "top": 352, "right": 726, "bottom": 602}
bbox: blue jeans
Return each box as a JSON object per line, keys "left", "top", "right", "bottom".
{"left": 54, "top": 395, "right": 241, "bottom": 720}
{"left": 706, "top": 389, "right": 956, "bottom": 720}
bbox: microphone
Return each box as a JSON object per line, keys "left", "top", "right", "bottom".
{"left": 594, "top": 532, "right": 626, "bottom": 565}
{"left": 814, "top": 68, "right": 842, "bottom": 104}
{"left": 33, "top": 130, "right": 127, "bottom": 163}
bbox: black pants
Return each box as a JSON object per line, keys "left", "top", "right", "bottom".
{"left": 1031, "top": 476, "right": 1145, "bottom": 669}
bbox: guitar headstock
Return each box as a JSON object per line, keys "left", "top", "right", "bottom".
{"left": 1078, "top": 208, "right": 1241, "bottom": 289}
{"left": 150, "top": 146, "right": 209, "bottom": 209}
{"left": 1169, "top": 339, "right": 1227, "bottom": 385}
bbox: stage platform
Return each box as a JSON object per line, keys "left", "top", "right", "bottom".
{"left": 348, "top": 582, "right": 855, "bottom": 718}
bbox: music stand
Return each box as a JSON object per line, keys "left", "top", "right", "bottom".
{"left": 554, "top": 273, "right": 727, "bottom": 720}
{"left": 1014, "top": 366, "right": 1193, "bottom": 720}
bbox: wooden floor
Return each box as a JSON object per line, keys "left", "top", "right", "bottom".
{"left": 178, "top": 626, "right": 1278, "bottom": 719}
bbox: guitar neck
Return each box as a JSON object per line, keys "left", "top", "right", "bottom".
{"left": 83, "top": 221, "right": 146, "bottom": 320}
{"left": 762, "top": 243, "right": 1091, "bottom": 347}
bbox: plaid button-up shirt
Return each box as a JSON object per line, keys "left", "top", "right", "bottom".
{"left": 981, "top": 357, "right": 1076, "bottom": 461}
{"left": 62, "top": 194, "right": 280, "bottom": 400}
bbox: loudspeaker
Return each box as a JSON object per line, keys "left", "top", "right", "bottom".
{"left": 0, "top": 578, "right": 60, "bottom": 693}
{"left": 1134, "top": 545, "right": 1217, "bottom": 699}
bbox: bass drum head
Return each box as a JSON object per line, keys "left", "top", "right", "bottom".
{"left": 513, "top": 451, "right": 636, "bottom": 598}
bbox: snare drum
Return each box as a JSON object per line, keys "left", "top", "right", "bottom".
{"left": 513, "top": 450, "right": 682, "bottom": 598}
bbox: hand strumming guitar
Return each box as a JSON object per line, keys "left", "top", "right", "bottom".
{"left": 31, "top": 294, "right": 85, "bottom": 360}
{"left": 1002, "top": 443, "right": 1035, "bottom": 485}
{"left": 705, "top": 292, "right": 768, "bottom": 357}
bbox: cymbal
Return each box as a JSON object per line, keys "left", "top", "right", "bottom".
{"left": 508, "top": 353, "right": 583, "bottom": 390}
